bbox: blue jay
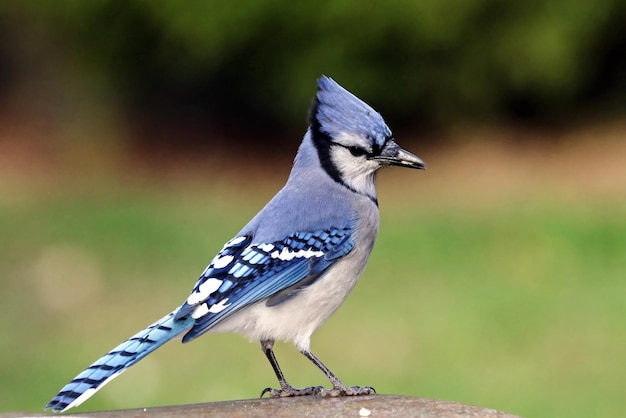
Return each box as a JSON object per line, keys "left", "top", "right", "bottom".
{"left": 46, "top": 76, "right": 425, "bottom": 412}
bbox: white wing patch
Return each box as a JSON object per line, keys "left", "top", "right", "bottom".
{"left": 191, "top": 298, "right": 231, "bottom": 319}
{"left": 182, "top": 228, "right": 354, "bottom": 327}
{"left": 258, "top": 243, "right": 275, "bottom": 252}
{"left": 208, "top": 298, "right": 231, "bottom": 313}
{"left": 186, "top": 277, "right": 223, "bottom": 305}
{"left": 191, "top": 303, "right": 209, "bottom": 319}
{"left": 213, "top": 254, "right": 234, "bottom": 269}
{"left": 270, "top": 247, "right": 324, "bottom": 261}
{"left": 225, "top": 236, "right": 246, "bottom": 247}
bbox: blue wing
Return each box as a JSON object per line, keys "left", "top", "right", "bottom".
{"left": 46, "top": 227, "right": 353, "bottom": 412}
{"left": 175, "top": 226, "right": 355, "bottom": 343}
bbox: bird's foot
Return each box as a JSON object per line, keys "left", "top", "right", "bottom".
{"left": 317, "top": 385, "right": 376, "bottom": 397}
{"left": 261, "top": 385, "right": 324, "bottom": 398}
{"left": 261, "top": 384, "right": 376, "bottom": 398}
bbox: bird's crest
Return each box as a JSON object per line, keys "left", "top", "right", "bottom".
{"left": 310, "top": 76, "right": 392, "bottom": 150}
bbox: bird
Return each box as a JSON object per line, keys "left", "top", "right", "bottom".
{"left": 45, "top": 75, "right": 425, "bottom": 412}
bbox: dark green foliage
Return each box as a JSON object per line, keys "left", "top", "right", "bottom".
{"left": 1, "top": 1, "right": 625, "bottom": 132}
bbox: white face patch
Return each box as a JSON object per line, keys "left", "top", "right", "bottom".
{"left": 208, "top": 298, "right": 231, "bottom": 313}
{"left": 212, "top": 254, "right": 234, "bottom": 269}
{"left": 191, "top": 303, "right": 210, "bottom": 319}
{"left": 187, "top": 277, "right": 223, "bottom": 305}
{"left": 270, "top": 247, "right": 324, "bottom": 261}
{"left": 330, "top": 146, "right": 378, "bottom": 199}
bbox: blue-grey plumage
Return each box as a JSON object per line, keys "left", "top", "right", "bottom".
{"left": 45, "top": 75, "right": 425, "bottom": 412}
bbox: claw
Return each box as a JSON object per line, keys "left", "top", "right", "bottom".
{"left": 260, "top": 387, "right": 275, "bottom": 398}
{"left": 260, "top": 385, "right": 323, "bottom": 398}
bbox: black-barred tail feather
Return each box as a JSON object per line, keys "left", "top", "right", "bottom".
{"left": 45, "top": 308, "right": 194, "bottom": 412}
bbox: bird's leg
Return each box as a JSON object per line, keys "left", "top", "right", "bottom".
{"left": 259, "top": 339, "right": 321, "bottom": 398}
{"left": 301, "top": 350, "right": 376, "bottom": 397}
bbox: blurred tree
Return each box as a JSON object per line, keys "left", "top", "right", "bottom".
{"left": 0, "top": 0, "right": 625, "bottom": 146}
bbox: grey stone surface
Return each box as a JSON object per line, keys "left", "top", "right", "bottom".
{"left": 3, "top": 395, "right": 521, "bottom": 418}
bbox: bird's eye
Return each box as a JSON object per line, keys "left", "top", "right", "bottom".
{"left": 348, "top": 146, "right": 368, "bottom": 157}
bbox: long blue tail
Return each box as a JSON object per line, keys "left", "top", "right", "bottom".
{"left": 45, "top": 308, "right": 194, "bottom": 412}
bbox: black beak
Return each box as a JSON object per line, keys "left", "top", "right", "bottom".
{"left": 374, "top": 140, "right": 425, "bottom": 169}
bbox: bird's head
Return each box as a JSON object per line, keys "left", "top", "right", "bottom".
{"left": 308, "top": 76, "right": 425, "bottom": 201}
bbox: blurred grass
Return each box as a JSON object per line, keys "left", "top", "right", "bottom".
{"left": 1, "top": 137, "right": 625, "bottom": 418}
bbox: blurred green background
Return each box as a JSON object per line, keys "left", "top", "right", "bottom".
{"left": 1, "top": 2, "right": 625, "bottom": 417}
